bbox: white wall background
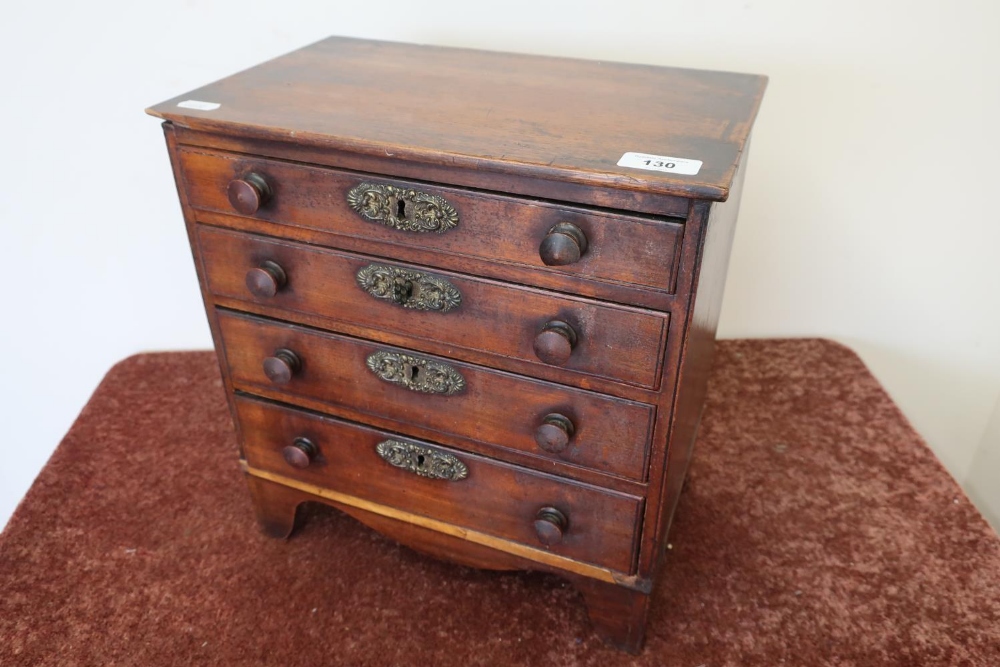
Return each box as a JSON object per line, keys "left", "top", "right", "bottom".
{"left": 1, "top": 0, "right": 998, "bottom": 531}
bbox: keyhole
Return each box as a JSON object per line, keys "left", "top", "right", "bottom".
{"left": 396, "top": 199, "right": 408, "bottom": 219}
{"left": 416, "top": 454, "right": 426, "bottom": 467}
{"left": 408, "top": 365, "right": 420, "bottom": 381}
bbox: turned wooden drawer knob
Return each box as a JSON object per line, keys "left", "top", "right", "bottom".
{"left": 227, "top": 172, "right": 272, "bottom": 215}
{"left": 262, "top": 348, "right": 301, "bottom": 384}
{"left": 282, "top": 437, "right": 317, "bottom": 469}
{"left": 245, "top": 260, "right": 287, "bottom": 298}
{"left": 534, "top": 413, "right": 575, "bottom": 453}
{"left": 539, "top": 222, "right": 588, "bottom": 266}
{"left": 533, "top": 320, "right": 578, "bottom": 366}
{"left": 534, "top": 507, "right": 568, "bottom": 546}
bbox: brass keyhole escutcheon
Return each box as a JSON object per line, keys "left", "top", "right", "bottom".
{"left": 395, "top": 198, "right": 408, "bottom": 220}
{"left": 393, "top": 276, "right": 414, "bottom": 303}
{"left": 356, "top": 264, "right": 462, "bottom": 313}
{"left": 366, "top": 351, "right": 466, "bottom": 395}
{"left": 347, "top": 183, "right": 459, "bottom": 233}
{"left": 375, "top": 440, "right": 468, "bottom": 481}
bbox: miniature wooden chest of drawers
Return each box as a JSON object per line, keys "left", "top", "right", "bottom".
{"left": 147, "top": 36, "right": 766, "bottom": 653}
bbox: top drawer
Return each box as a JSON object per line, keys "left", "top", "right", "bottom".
{"left": 177, "top": 147, "right": 684, "bottom": 297}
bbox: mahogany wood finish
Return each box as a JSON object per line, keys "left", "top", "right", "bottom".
{"left": 177, "top": 148, "right": 685, "bottom": 301}
{"left": 244, "top": 260, "right": 286, "bottom": 299}
{"left": 226, "top": 173, "right": 271, "bottom": 215}
{"left": 535, "top": 413, "right": 575, "bottom": 453}
{"left": 217, "top": 311, "right": 656, "bottom": 482}
{"left": 149, "top": 38, "right": 763, "bottom": 202}
{"left": 539, "top": 222, "right": 589, "bottom": 267}
{"left": 261, "top": 348, "right": 300, "bottom": 385}
{"left": 237, "top": 396, "right": 642, "bottom": 571}
{"left": 533, "top": 320, "right": 578, "bottom": 366}
{"left": 533, "top": 507, "right": 570, "bottom": 546}
{"left": 281, "top": 436, "right": 317, "bottom": 469}
{"left": 148, "top": 36, "right": 766, "bottom": 653}
{"left": 571, "top": 573, "right": 652, "bottom": 650}
{"left": 244, "top": 473, "right": 301, "bottom": 539}
{"left": 197, "top": 225, "right": 669, "bottom": 390}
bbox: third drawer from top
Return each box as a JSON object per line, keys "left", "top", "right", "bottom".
{"left": 217, "top": 310, "right": 656, "bottom": 482}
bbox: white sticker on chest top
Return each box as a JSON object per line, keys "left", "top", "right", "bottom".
{"left": 617, "top": 152, "right": 702, "bottom": 175}
{"left": 177, "top": 100, "right": 221, "bottom": 111}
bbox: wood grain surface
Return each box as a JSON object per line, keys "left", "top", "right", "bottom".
{"left": 150, "top": 37, "right": 766, "bottom": 653}
{"left": 179, "top": 147, "right": 685, "bottom": 296}
{"left": 197, "top": 225, "right": 670, "bottom": 390}
{"left": 237, "top": 396, "right": 643, "bottom": 572}
{"left": 217, "top": 311, "right": 657, "bottom": 482}
{"left": 148, "top": 36, "right": 767, "bottom": 201}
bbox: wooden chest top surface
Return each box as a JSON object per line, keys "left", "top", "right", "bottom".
{"left": 147, "top": 36, "right": 766, "bottom": 201}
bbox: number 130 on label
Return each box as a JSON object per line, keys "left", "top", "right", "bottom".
{"left": 617, "top": 152, "right": 702, "bottom": 176}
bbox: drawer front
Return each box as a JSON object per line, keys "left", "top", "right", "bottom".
{"left": 218, "top": 312, "right": 655, "bottom": 481}
{"left": 199, "top": 226, "right": 668, "bottom": 390}
{"left": 236, "top": 395, "right": 642, "bottom": 572}
{"left": 179, "top": 147, "right": 683, "bottom": 294}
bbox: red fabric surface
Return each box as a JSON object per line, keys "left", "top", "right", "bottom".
{"left": 1, "top": 340, "right": 998, "bottom": 666}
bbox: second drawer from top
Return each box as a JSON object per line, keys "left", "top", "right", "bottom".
{"left": 198, "top": 225, "right": 670, "bottom": 391}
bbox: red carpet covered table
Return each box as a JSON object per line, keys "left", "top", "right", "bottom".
{"left": 1, "top": 340, "right": 998, "bottom": 665}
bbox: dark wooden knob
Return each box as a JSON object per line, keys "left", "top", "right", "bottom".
{"left": 539, "top": 222, "right": 588, "bottom": 266}
{"left": 534, "top": 507, "right": 568, "bottom": 546}
{"left": 282, "top": 437, "right": 317, "bottom": 469}
{"left": 227, "top": 172, "right": 272, "bottom": 215}
{"left": 262, "top": 348, "right": 301, "bottom": 384}
{"left": 534, "top": 413, "right": 575, "bottom": 453}
{"left": 532, "top": 320, "right": 578, "bottom": 366}
{"left": 245, "top": 260, "right": 287, "bottom": 298}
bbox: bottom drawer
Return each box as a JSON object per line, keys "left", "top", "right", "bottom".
{"left": 236, "top": 395, "right": 643, "bottom": 573}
